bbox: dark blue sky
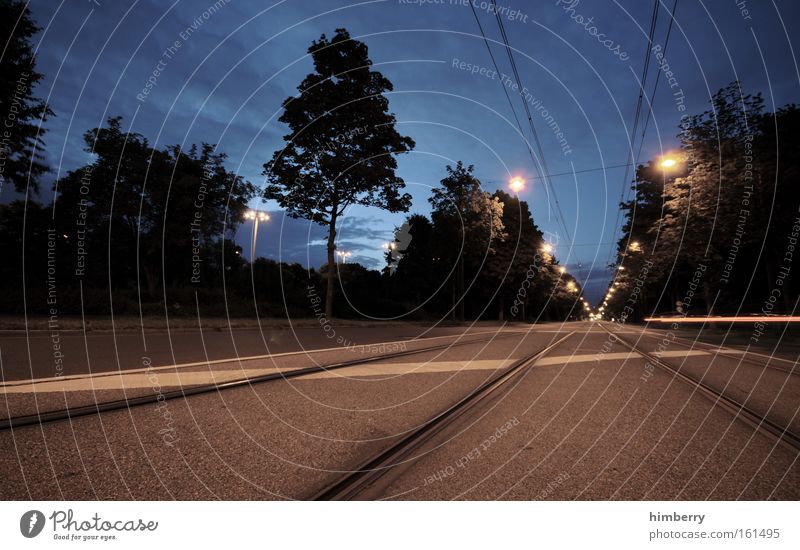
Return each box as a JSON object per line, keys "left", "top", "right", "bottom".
{"left": 8, "top": 0, "right": 800, "bottom": 301}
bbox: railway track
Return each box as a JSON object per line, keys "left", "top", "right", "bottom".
{"left": 639, "top": 328, "right": 800, "bottom": 377}
{"left": 0, "top": 329, "right": 533, "bottom": 431}
{"left": 312, "top": 330, "right": 576, "bottom": 500}
{"left": 601, "top": 325, "right": 800, "bottom": 453}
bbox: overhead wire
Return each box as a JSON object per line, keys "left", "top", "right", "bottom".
{"left": 467, "top": 1, "right": 573, "bottom": 253}
{"left": 605, "top": 0, "right": 661, "bottom": 268}
{"left": 490, "top": 0, "right": 574, "bottom": 248}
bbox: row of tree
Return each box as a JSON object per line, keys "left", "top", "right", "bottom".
{"left": 385, "top": 162, "right": 583, "bottom": 322}
{"left": 603, "top": 83, "right": 800, "bottom": 320}
{"left": 2, "top": 9, "right": 584, "bottom": 322}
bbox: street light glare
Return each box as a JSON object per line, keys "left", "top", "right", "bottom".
{"left": 660, "top": 157, "right": 677, "bottom": 168}
{"left": 542, "top": 243, "right": 553, "bottom": 254}
{"left": 509, "top": 176, "right": 525, "bottom": 192}
{"left": 245, "top": 209, "right": 269, "bottom": 222}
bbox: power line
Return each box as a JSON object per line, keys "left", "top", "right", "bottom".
{"left": 633, "top": 0, "right": 680, "bottom": 168}
{"left": 489, "top": 0, "right": 573, "bottom": 247}
{"left": 486, "top": 161, "right": 635, "bottom": 185}
{"left": 606, "top": 0, "right": 661, "bottom": 268}
{"left": 466, "top": 3, "right": 530, "bottom": 165}
{"left": 467, "top": 1, "right": 573, "bottom": 249}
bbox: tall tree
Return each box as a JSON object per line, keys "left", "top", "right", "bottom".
{"left": 263, "top": 28, "right": 414, "bottom": 319}
{"left": 486, "top": 190, "right": 544, "bottom": 320}
{"left": 0, "top": 0, "right": 52, "bottom": 193}
{"left": 391, "top": 214, "right": 440, "bottom": 308}
{"left": 429, "top": 162, "right": 504, "bottom": 320}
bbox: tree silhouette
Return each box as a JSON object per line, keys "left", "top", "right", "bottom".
{"left": 263, "top": 28, "right": 414, "bottom": 319}
{"left": 429, "top": 162, "right": 505, "bottom": 320}
{"left": 0, "top": 0, "right": 53, "bottom": 193}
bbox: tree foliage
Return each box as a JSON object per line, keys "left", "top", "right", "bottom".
{"left": 0, "top": 0, "right": 53, "bottom": 193}
{"left": 263, "top": 28, "right": 414, "bottom": 318}
{"left": 604, "top": 83, "right": 800, "bottom": 319}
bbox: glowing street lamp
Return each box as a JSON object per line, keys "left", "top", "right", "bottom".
{"left": 509, "top": 176, "right": 526, "bottom": 193}
{"left": 336, "top": 250, "right": 352, "bottom": 263}
{"left": 542, "top": 243, "right": 553, "bottom": 254}
{"left": 558, "top": 266, "right": 566, "bottom": 274}
{"left": 659, "top": 154, "right": 679, "bottom": 169}
{"left": 566, "top": 281, "right": 577, "bottom": 293}
{"left": 244, "top": 209, "right": 270, "bottom": 260}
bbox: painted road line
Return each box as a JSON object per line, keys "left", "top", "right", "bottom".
{"left": 0, "top": 327, "right": 534, "bottom": 387}
{"left": 0, "top": 360, "right": 518, "bottom": 394}
{"left": 3, "top": 347, "right": 714, "bottom": 395}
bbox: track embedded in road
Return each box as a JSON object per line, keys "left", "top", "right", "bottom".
{"left": 312, "top": 330, "right": 576, "bottom": 500}
{"left": 600, "top": 324, "right": 800, "bottom": 453}
{"left": 0, "top": 329, "right": 531, "bottom": 431}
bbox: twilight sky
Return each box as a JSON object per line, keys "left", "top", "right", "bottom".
{"left": 7, "top": 0, "right": 800, "bottom": 301}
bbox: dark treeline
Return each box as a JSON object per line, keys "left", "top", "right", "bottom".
{"left": 385, "top": 162, "right": 583, "bottom": 322}
{"left": 603, "top": 83, "right": 800, "bottom": 321}
{"left": 0, "top": 136, "right": 583, "bottom": 321}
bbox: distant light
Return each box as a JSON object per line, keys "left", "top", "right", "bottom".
{"left": 509, "top": 176, "right": 525, "bottom": 193}
{"left": 558, "top": 266, "right": 566, "bottom": 274}
{"left": 542, "top": 243, "right": 553, "bottom": 254}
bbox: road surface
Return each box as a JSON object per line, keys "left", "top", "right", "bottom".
{"left": 0, "top": 321, "right": 797, "bottom": 500}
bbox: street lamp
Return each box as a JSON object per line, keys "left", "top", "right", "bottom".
{"left": 336, "top": 250, "right": 352, "bottom": 263}
{"left": 659, "top": 153, "right": 681, "bottom": 170}
{"left": 509, "top": 176, "right": 525, "bottom": 193}
{"left": 660, "top": 157, "right": 677, "bottom": 168}
{"left": 244, "top": 209, "right": 269, "bottom": 260}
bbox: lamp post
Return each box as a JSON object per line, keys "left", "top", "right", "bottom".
{"left": 244, "top": 210, "right": 269, "bottom": 261}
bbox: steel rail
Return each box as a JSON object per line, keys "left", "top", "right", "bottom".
{"left": 601, "top": 325, "right": 800, "bottom": 452}
{"left": 312, "top": 330, "right": 576, "bottom": 500}
{"left": 0, "top": 330, "right": 533, "bottom": 430}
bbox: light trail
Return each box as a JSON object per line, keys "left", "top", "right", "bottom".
{"left": 645, "top": 316, "right": 800, "bottom": 323}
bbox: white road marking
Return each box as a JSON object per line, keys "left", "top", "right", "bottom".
{"left": 652, "top": 350, "right": 709, "bottom": 358}
{"left": 0, "top": 328, "right": 533, "bottom": 388}
{"left": 535, "top": 352, "right": 635, "bottom": 365}
{"left": 0, "top": 348, "right": 719, "bottom": 395}
{"left": 0, "top": 360, "right": 517, "bottom": 394}
{"left": 297, "top": 359, "right": 516, "bottom": 380}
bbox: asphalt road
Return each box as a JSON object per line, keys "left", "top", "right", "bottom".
{"left": 1, "top": 321, "right": 797, "bottom": 500}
